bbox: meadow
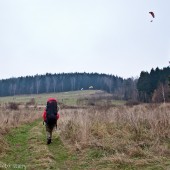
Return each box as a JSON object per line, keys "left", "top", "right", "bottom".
{"left": 59, "top": 104, "right": 170, "bottom": 169}
{"left": 0, "top": 90, "right": 102, "bottom": 105}
{"left": 0, "top": 90, "right": 170, "bottom": 169}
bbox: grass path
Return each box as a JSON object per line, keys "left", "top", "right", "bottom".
{"left": 0, "top": 121, "right": 80, "bottom": 170}
{"left": 1, "top": 120, "right": 169, "bottom": 170}
{"left": 0, "top": 121, "right": 145, "bottom": 170}
{"left": 0, "top": 120, "right": 122, "bottom": 170}
{"left": 0, "top": 121, "right": 39, "bottom": 170}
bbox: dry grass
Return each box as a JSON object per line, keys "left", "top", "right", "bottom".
{"left": 0, "top": 98, "right": 170, "bottom": 168}
{"left": 27, "top": 122, "right": 56, "bottom": 169}
{"left": 0, "top": 103, "right": 43, "bottom": 156}
{"left": 0, "top": 104, "right": 42, "bottom": 134}
{"left": 59, "top": 103, "right": 170, "bottom": 167}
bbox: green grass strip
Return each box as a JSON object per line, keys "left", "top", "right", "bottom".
{"left": 1, "top": 120, "right": 39, "bottom": 170}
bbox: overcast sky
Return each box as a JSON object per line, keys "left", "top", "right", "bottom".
{"left": 0, "top": 0, "right": 170, "bottom": 79}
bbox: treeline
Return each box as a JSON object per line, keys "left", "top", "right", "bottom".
{"left": 0, "top": 73, "right": 137, "bottom": 100}
{"left": 137, "top": 67, "right": 170, "bottom": 103}
{"left": 1, "top": 67, "right": 169, "bottom": 103}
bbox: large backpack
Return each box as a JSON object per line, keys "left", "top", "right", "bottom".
{"left": 46, "top": 98, "right": 58, "bottom": 126}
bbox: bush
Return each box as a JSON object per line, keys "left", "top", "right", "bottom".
{"left": 26, "top": 98, "right": 36, "bottom": 106}
{"left": 7, "top": 102, "right": 19, "bottom": 110}
{"left": 125, "top": 100, "right": 140, "bottom": 106}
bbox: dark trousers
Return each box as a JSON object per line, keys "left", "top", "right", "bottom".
{"left": 45, "top": 124, "right": 56, "bottom": 140}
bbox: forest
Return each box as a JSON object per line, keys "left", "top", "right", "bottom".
{"left": 137, "top": 67, "right": 170, "bottom": 102}
{"left": 0, "top": 67, "right": 170, "bottom": 103}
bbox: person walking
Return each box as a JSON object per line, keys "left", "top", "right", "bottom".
{"left": 43, "top": 98, "right": 59, "bottom": 144}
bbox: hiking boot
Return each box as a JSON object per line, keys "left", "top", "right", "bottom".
{"left": 47, "top": 138, "right": 51, "bottom": 145}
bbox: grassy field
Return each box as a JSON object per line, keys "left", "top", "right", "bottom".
{"left": 59, "top": 104, "right": 170, "bottom": 170}
{"left": 0, "top": 90, "right": 125, "bottom": 106}
{"left": 0, "top": 91, "right": 170, "bottom": 169}
{"left": 0, "top": 90, "right": 95, "bottom": 105}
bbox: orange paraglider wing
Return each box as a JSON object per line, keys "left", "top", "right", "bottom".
{"left": 149, "top": 11, "right": 155, "bottom": 18}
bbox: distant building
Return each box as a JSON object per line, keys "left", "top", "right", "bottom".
{"left": 89, "top": 86, "right": 93, "bottom": 89}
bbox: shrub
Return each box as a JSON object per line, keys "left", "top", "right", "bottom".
{"left": 7, "top": 102, "right": 19, "bottom": 110}
{"left": 125, "top": 100, "right": 140, "bottom": 106}
{"left": 26, "top": 98, "right": 36, "bottom": 106}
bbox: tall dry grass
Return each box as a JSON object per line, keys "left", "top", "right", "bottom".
{"left": 0, "top": 103, "right": 43, "bottom": 156}
{"left": 59, "top": 104, "right": 170, "bottom": 166}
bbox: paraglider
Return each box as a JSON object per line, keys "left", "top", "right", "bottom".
{"left": 149, "top": 11, "right": 155, "bottom": 22}
{"left": 149, "top": 12, "right": 155, "bottom": 18}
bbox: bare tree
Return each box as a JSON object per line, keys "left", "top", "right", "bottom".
{"left": 45, "top": 76, "right": 51, "bottom": 93}
{"left": 13, "top": 83, "right": 17, "bottom": 96}
{"left": 71, "top": 77, "right": 76, "bottom": 91}
{"left": 52, "top": 76, "right": 57, "bottom": 93}
{"left": 123, "top": 78, "right": 138, "bottom": 101}
{"left": 35, "top": 75, "right": 41, "bottom": 94}
{"left": 152, "top": 83, "right": 169, "bottom": 103}
{"left": 9, "top": 84, "right": 13, "bottom": 96}
{"left": 29, "top": 83, "right": 34, "bottom": 94}
{"left": 104, "top": 77, "right": 112, "bottom": 93}
{"left": 162, "top": 83, "right": 165, "bottom": 104}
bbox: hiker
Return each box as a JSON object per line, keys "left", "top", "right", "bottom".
{"left": 43, "top": 98, "right": 59, "bottom": 144}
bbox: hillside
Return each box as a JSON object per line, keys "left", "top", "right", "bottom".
{"left": 0, "top": 72, "right": 138, "bottom": 102}
{"left": 1, "top": 66, "right": 170, "bottom": 104}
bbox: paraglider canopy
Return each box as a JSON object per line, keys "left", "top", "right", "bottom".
{"left": 149, "top": 11, "right": 155, "bottom": 18}
{"left": 149, "top": 11, "right": 155, "bottom": 22}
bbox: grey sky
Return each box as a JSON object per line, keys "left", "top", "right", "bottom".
{"left": 0, "top": 0, "right": 169, "bottom": 79}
